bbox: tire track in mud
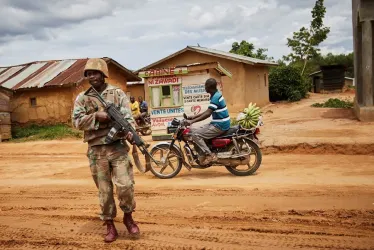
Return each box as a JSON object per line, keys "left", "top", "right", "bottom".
{"left": 1, "top": 195, "right": 374, "bottom": 230}
{"left": 2, "top": 185, "right": 372, "bottom": 199}
{"left": 1, "top": 218, "right": 373, "bottom": 250}
{"left": 2, "top": 205, "right": 373, "bottom": 232}
{"left": 1, "top": 204, "right": 374, "bottom": 250}
{"left": 3, "top": 142, "right": 374, "bottom": 156}
{"left": 262, "top": 143, "right": 374, "bottom": 155}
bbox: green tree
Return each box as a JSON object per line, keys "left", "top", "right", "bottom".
{"left": 269, "top": 65, "right": 309, "bottom": 102}
{"left": 230, "top": 40, "right": 273, "bottom": 60}
{"left": 284, "top": 0, "right": 330, "bottom": 75}
{"left": 304, "top": 52, "right": 354, "bottom": 77}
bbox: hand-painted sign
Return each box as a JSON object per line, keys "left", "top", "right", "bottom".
{"left": 182, "top": 84, "right": 206, "bottom": 95}
{"left": 138, "top": 67, "right": 188, "bottom": 78}
{"left": 148, "top": 76, "right": 182, "bottom": 86}
{"left": 150, "top": 107, "right": 184, "bottom": 117}
{"left": 191, "top": 105, "right": 201, "bottom": 115}
{"left": 151, "top": 117, "right": 178, "bottom": 130}
{"left": 183, "top": 83, "right": 223, "bottom": 95}
{"left": 183, "top": 93, "right": 210, "bottom": 104}
{"left": 184, "top": 102, "right": 212, "bottom": 128}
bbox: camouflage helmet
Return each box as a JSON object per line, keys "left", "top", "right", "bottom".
{"left": 84, "top": 58, "right": 109, "bottom": 78}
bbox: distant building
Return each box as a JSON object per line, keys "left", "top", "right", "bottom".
{"left": 126, "top": 81, "right": 145, "bottom": 100}
{"left": 309, "top": 65, "right": 346, "bottom": 93}
{"left": 136, "top": 46, "right": 277, "bottom": 113}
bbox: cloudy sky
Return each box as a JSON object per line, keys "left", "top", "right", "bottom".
{"left": 0, "top": 0, "right": 353, "bottom": 70}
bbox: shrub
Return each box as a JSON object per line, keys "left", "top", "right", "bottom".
{"left": 269, "top": 65, "right": 309, "bottom": 102}
{"left": 311, "top": 98, "right": 353, "bottom": 108}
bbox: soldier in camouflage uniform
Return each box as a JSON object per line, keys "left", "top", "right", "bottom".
{"left": 72, "top": 58, "right": 140, "bottom": 243}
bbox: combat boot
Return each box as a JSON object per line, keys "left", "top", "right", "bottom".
{"left": 103, "top": 220, "right": 118, "bottom": 243}
{"left": 123, "top": 212, "right": 140, "bottom": 236}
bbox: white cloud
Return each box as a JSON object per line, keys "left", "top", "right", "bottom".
{"left": 211, "top": 38, "right": 238, "bottom": 50}
{"left": 320, "top": 46, "right": 353, "bottom": 55}
{"left": 0, "top": 0, "right": 354, "bottom": 70}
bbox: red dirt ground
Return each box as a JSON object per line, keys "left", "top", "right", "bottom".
{"left": 0, "top": 92, "right": 373, "bottom": 249}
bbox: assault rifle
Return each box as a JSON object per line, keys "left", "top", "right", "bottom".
{"left": 84, "top": 86, "right": 152, "bottom": 172}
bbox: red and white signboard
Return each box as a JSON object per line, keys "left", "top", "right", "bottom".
{"left": 151, "top": 117, "right": 181, "bottom": 130}
{"left": 148, "top": 76, "right": 182, "bottom": 86}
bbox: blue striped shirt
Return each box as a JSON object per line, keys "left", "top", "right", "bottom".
{"left": 208, "top": 91, "right": 230, "bottom": 131}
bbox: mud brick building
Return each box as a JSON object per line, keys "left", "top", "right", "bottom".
{"left": 136, "top": 46, "right": 277, "bottom": 113}
{"left": 0, "top": 86, "right": 12, "bottom": 141}
{"left": 0, "top": 57, "right": 140, "bottom": 126}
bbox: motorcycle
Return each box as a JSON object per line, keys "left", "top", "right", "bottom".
{"left": 148, "top": 114, "right": 264, "bottom": 179}
{"left": 135, "top": 113, "right": 152, "bottom": 136}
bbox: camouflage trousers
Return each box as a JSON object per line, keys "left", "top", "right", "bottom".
{"left": 87, "top": 140, "right": 135, "bottom": 221}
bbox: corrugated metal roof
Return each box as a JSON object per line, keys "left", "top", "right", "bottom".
{"left": 187, "top": 46, "right": 278, "bottom": 66}
{"left": 20, "top": 60, "right": 77, "bottom": 88}
{"left": 136, "top": 45, "right": 278, "bottom": 72}
{"left": 127, "top": 82, "right": 144, "bottom": 85}
{"left": 0, "top": 66, "right": 25, "bottom": 84}
{"left": 309, "top": 70, "right": 322, "bottom": 77}
{"left": 1, "top": 62, "right": 48, "bottom": 89}
{"left": 45, "top": 59, "right": 87, "bottom": 86}
{"left": 0, "top": 57, "right": 140, "bottom": 91}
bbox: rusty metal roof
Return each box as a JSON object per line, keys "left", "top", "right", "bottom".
{"left": 0, "top": 57, "right": 140, "bottom": 91}
{"left": 1, "top": 62, "right": 48, "bottom": 89}
{"left": 0, "top": 66, "right": 26, "bottom": 84}
{"left": 21, "top": 60, "right": 77, "bottom": 88}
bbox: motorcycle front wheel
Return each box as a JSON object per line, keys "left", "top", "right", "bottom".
{"left": 225, "top": 139, "right": 262, "bottom": 176}
{"left": 149, "top": 144, "right": 183, "bottom": 179}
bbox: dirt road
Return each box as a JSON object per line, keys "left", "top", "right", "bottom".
{"left": 1, "top": 92, "right": 374, "bottom": 249}
{"left": 0, "top": 139, "right": 373, "bottom": 250}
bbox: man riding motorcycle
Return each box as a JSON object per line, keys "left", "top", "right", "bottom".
{"left": 185, "top": 78, "right": 230, "bottom": 165}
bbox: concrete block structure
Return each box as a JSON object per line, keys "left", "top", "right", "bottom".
{"left": 352, "top": 0, "right": 374, "bottom": 121}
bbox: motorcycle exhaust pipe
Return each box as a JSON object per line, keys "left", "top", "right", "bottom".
{"left": 215, "top": 155, "right": 250, "bottom": 166}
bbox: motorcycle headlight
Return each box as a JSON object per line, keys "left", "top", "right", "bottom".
{"left": 171, "top": 118, "right": 180, "bottom": 126}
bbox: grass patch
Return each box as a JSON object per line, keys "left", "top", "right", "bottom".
{"left": 11, "top": 124, "right": 83, "bottom": 142}
{"left": 311, "top": 98, "right": 353, "bottom": 108}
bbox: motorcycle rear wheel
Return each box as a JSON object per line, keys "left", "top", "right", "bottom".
{"left": 149, "top": 144, "right": 183, "bottom": 179}
{"left": 225, "top": 139, "right": 262, "bottom": 176}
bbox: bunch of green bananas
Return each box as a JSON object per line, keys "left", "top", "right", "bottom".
{"left": 237, "top": 103, "right": 261, "bottom": 128}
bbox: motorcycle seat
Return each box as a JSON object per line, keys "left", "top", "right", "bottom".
{"left": 215, "top": 125, "right": 240, "bottom": 139}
